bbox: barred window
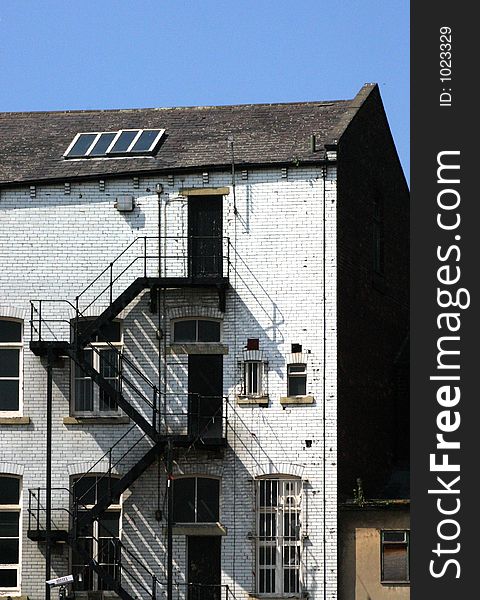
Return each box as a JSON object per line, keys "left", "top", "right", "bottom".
{"left": 256, "top": 478, "right": 302, "bottom": 596}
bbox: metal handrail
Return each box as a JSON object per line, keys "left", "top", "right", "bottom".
{"left": 76, "top": 235, "right": 230, "bottom": 311}
{"left": 28, "top": 487, "right": 160, "bottom": 597}
{"left": 30, "top": 302, "right": 159, "bottom": 393}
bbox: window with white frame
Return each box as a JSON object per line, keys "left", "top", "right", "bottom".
{"left": 172, "top": 476, "right": 220, "bottom": 523}
{"left": 244, "top": 360, "right": 264, "bottom": 396}
{"left": 287, "top": 364, "right": 307, "bottom": 397}
{"left": 239, "top": 340, "right": 268, "bottom": 398}
{"left": 381, "top": 530, "right": 410, "bottom": 583}
{"left": 72, "top": 321, "right": 122, "bottom": 416}
{"left": 0, "top": 475, "right": 21, "bottom": 593}
{"left": 172, "top": 319, "right": 221, "bottom": 343}
{"left": 0, "top": 319, "right": 23, "bottom": 414}
{"left": 256, "top": 478, "right": 302, "bottom": 596}
{"left": 71, "top": 475, "right": 121, "bottom": 591}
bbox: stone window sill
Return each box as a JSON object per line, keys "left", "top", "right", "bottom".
{"left": 280, "top": 396, "right": 315, "bottom": 405}
{"left": 0, "top": 416, "right": 31, "bottom": 425}
{"left": 63, "top": 416, "right": 130, "bottom": 425}
{"left": 168, "top": 343, "right": 228, "bottom": 355}
{"left": 237, "top": 395, "right": 269, "bottom": 406}
{"left": 75, "top": 593, "right": 119, "bottom": 599}
{"left": 169, "top": 522, "right": 227, "bottom": 536}
{"left": 249, "top": 595, "right": 302, "bottom": 599}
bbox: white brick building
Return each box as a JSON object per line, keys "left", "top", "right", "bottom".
{"left": 0, "top": 84, "right": 409, "bottom": 600}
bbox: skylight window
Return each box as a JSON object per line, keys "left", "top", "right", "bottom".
{"left": 64, "top": 128, "right": 165, "bottom": 159}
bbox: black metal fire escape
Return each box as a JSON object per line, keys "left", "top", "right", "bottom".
{"left": 27, "top": 236, "right": 230, "bottom": 600}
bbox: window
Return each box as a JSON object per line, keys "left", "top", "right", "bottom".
{"left": 72, "top": 321, "right": 122, "bottom": 416}
{"left": 0, "top": 319, "right": 23, "bottom": 414}
{"left": 287, "top": 364, "right": 307, "bottom": 397}
{"left": 172, "top": 319, "right": 221, "bottom": 343}
{"left": 244, "top": 361, "right": 263, "bottom": 396}
{"left": 64, "top": 129, "right": 165, "bottom": 158}
{"left": 373, "top": 193, "right": 385, "bottom": 275}
{"left": 239, "top": 341, "right": 268, "bottom": 399}
{"left": 173, "top": 477, "right": 220, "bottom": 523}
{"left": 0, "top": 475, "right": 21, "bottom": 593}
{"left": 71, "top": 475, "right": 121, "bottom": 591}
{"left": 381, "top": 530, "right": 410, "bottom": 583}
{"left": 256, "top": 478, "right": 302, "bottom": 596}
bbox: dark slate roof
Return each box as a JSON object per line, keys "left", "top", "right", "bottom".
{"left": 0, "top": 84, "right": 376, "bottom": 186}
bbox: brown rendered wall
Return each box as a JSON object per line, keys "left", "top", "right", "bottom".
{"left": 337, "top": 86, "right": 410, "bottom": 498}
{"left": 338, "top": 507, "right": 410, "bottom": 600}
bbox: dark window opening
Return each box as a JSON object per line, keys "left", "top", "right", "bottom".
{"left": 287, "top": 364, "right": 307, "bottom": 396}
{"left": 0, "top": 476, "right": 20, "bottom": 591}
{"left": 0, "top": 319, "right": 22, "bottom": 413}
{"left": 173, "top": 319, "right": 221, "bottom": 343}
{"left": 173, "top": 477, "right": 220, "bottom": 523}
{"left": 381, "top": 530, "right": 410, "bottom": 583}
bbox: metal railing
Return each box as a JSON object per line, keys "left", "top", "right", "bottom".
{"left": 75, "top": 235, "right": 230, "bottom": 315}
{"left": 154, "top": 582, "right": 237, "bottom": 600}
{"left": 28, "top": 488, "right": 238, "bottom": 600}
{"left": 27, "top": 487, "right": 161, "bottom": 599}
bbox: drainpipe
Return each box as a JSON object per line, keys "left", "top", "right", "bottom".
{"left": 166, "top": 441, "right": 173, "bottom": 600}
{"left": 45, "top": 359, "right": 53, "bottom": 600}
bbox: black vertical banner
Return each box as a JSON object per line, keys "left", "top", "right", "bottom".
{"left": 411, "top": 3, "right": 477, "bottom": 598}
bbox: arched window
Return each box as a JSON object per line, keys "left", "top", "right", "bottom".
{"left": 71, "top": 475, "right": 121, "bottom": 591}
{"left": 0, "top": 319, "right": 23, "bottom": 414}
{"left": 256, "top": 477, "right": 302, "bottom": 596}
{"left": 0, "top": 475, "right": 21, "bottom": 593}
{"left": 172, "top": 319, "right": 221, "bottom": 343}
{"left": 172, "top": 476, "right": 220, "bottom": 523}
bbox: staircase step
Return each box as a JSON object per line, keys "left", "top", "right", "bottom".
{"left": 67, "top": 348, "right": 159, "bottom": 442}
{"left": 77, "top": 442, "right": 165, "bottom": 528}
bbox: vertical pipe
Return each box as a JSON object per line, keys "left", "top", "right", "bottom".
{"left": 109, "top": 263, "right": 113, "bottom": 304}
{"left": 152, "top": 574, "right": 157, "bottom": 600}
{"left": 144, "top": 237, "right": 147, "bottom": 278}
{"left": 75, "top": 296, "right": 79, "bottom": 348}
{"left": 166, "top": 441, "right": 173, "bottom": 600}
{"left": 45, "top": 360, "right": 53, "bottom": 600}
{"left": 39, "top": 300, "right": 42, "bottom": 341}
{"left": 36, "top": 487, "right": 40, "bottom": 532}
{"left": 322, "top": 163, "right": 327, "bottom": 600}
{"left": 28, "top": 490, "right": 32, "bottom": 531}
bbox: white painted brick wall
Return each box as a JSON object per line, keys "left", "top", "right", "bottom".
{"left": 0, "top": 166, "right": 337, "bottom": 600}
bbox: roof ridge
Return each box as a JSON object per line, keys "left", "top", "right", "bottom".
{"left": 0, "top": 98, "right": 352, "bottom": 117}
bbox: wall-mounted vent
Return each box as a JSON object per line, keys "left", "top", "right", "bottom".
{"left": 114, "top": 196, "right": 135, "bottom": 212}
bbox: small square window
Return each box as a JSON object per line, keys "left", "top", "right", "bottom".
{"left": 287, "top": 364, "right": 307, "bottom": 396}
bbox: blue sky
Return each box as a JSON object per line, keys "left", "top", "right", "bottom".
{"left": 0, "top": 0, "right": 409, "bottom": 178}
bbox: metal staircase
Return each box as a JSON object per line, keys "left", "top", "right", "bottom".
{"left": 27, "top": 235, "right": 230, "bottom": 598}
